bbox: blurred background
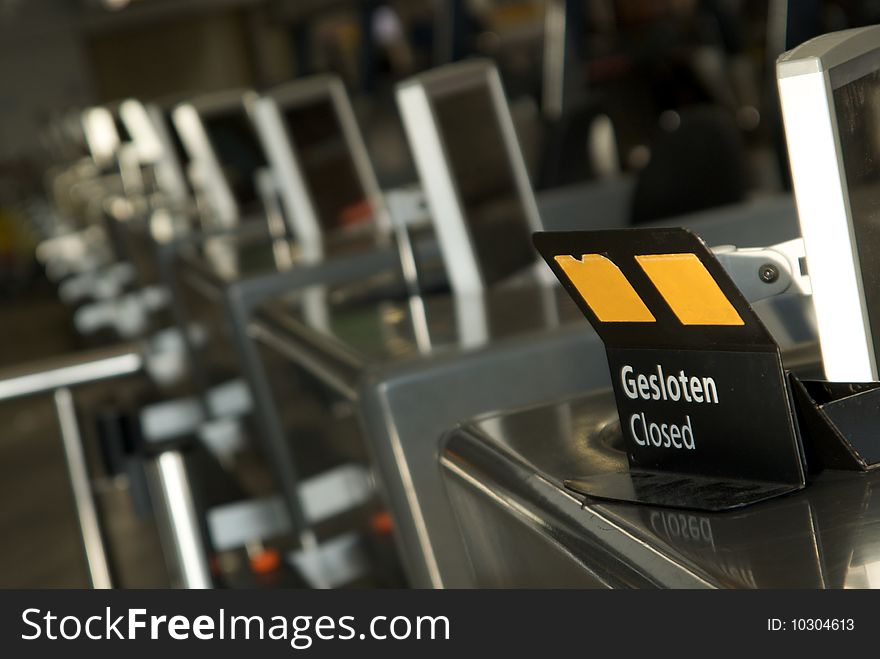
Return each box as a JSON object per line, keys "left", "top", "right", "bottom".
{"left": 4, "top": 0, "right": 880, "bottom": 291}
{"left": 0, "top": 0, "right": 877, "bottom": 588}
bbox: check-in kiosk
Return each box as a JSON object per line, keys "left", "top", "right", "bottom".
{"left": 431, "top": 25, "right": 880, "bottom": 589}
{"left": 242, "top": 57, "right": 811, "bottom": 588}
{"left": 111, "top": 99, "right": 195, "bottom": 286}
{"left": 17, "top": 89, "right": 338, "bottom": 589}
{"left": 159, "top": 78, "right": 430, "bottom": 588}
{"left": 118, "top": 99, "right": 164, "bottom": 171}
{"left": 397, "top": 58, "right": 543, "bottom": 294}
{"left": 164, "top": 76, "right": 410, "bottom": 422}
{"left": 114, "top": 100, "right": 202, "bottom": 288}
{"left": 121, "top": 99, "right": 194, "bottom": 212}
{"left": 251, "top": 75, "right": 393, "bottom": 264}
{"left": 32, "top": 94, "right": 289, "bottom": 587}
{"left": 46, "top": 103, "right": 181, "bottom": 338}
{"left": 433, "top": 225, "right": 817, "bottom": 586}
{"left": 168, "top": 89, "right": 284, "bottom": 391}
{"left": 37, "top": 105, "right": 135, "bottom": 290}
{"left": 778, "top": 24, "right": 880, "bottom": 382}
{"left": 81, "top": 106, "right": 123, "bottom": 174}
{"left": 172, "top": 90, "right": 266, "bottom": 231}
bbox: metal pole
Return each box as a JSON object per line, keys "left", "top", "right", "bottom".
{"left": 54, "top": 387, "right": 114, "bottom": 589}
{"left": 0, "top": 343, "right": 142, "bottom": 402}
{"left": 145, "top": 451, "right": 213, "bottom": 589}
{"left": 0, "top": 344, "right": 216, "bottom": 588}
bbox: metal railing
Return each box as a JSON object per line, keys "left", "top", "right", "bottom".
{"left": 0, "top": 342, "right": 212, "bottom": 589}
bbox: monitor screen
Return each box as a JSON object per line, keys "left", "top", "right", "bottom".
{"left": 282, "top": 98, "right": 369, "bottom": 231}
{"left": 430, "top": 84, "right": 534, "bottom": 286}
{"left": 202, "top": 108, "right": 267, "bottom": 207}
{"left": 833, "top": 65, "right": 880, "bottom": 364}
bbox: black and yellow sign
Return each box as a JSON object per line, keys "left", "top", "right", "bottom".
{"left": 534, "top": 228, "right": 806, "bottom": 511}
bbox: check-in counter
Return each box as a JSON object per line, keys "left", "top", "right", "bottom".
{"left": 167, "top": 176, "right": 642, "bottom": 377}
{"left": 252, "top": 278, "right": 598, "bottom": 588}
{"left": 438, "top": 372, "right": 880, "bottom": 588}
{"left": 246, "top": 191, "right": 807, "bottom": 588}
{"left": 162, "top": 176, "right": 640, "bottom": 434}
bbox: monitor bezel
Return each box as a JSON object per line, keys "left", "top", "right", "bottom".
{"left": 142, "top": 102, "right": 192, "bottom": 206}
{"left": 81, "top": 105, "right": 121, "bottom": 170}
{"left": 118, "top": 99, "right": 163, "bottom": 166}
{"left": 251, "top": 74, "right": 389, "bottom": 264}
{"left": 172, "top": 88, "right": 258, "bottom": 229}
{"left": 396, "top": 58, "right": 542, "bottom": 295}
{"left": 778, "top": 24, "right": 880, "bottom": 381}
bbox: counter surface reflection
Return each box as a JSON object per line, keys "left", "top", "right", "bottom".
{"left": 441, "top": 389, "right": 880, "bottom": 588}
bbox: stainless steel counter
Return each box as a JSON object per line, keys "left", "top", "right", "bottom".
{"left": 252, "top": 278, "right": 610, "bottom": 587}
{"left": 440, "top": 386, "right": 880, "bottom": 588}
{"left": 248, "top": 190, "right": 808, "bottom": 588}
{"left": 157, "top": 177, "right": 804, "bottom": 588}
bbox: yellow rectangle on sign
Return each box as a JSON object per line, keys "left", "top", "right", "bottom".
{"left": 554, "top": 254, "right": 655, "bottom": 322}
{"left": 635, "top": 253, "right": 743, "bottom": 326}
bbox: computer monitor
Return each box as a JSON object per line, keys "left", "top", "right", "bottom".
{"left": 172, "top": 90, "right": 265, "bottom": 228}
{"left": 143, "top": 103, "right": 193, "bottom": 206}
{"left": 396, "top": 59, "right": 542, "bottom": 294}
{"left": 251, "top": 75, "right": 389, "bottom": 264}
{"left": 119, "top": 99, "right": 164, "bottom": 166}
{"left": 778, "top": 24, "right": 880, "bottom": 381}
{"left": 81, "top": 106, "right": 121, "bottom": 171}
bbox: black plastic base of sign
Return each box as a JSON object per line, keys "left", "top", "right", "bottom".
{"left": 564, "top": 470, "right": 804, "bottom": 512}
{"left": 790, "top": 375, "right": 880, "bottom": 472}
{"left": 534, "top": 228, "right": 809, "bottom": 512}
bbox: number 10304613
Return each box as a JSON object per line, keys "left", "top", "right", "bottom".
{"left": 768, "top": 619, "right": 854, "bottom": 631}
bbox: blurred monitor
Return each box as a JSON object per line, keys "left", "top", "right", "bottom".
{"left": 252, "top": 75, "right": 389, "bottom": 264}
{"left": 201, "top": 107, "right": 266, "bottom": 207}
{"left": 144, "top": 103, "right": 194, "bottom": 205}
{"left": 778, "top": 25, "right": 880, "bottom": 382}
{"left": 396, "top": 59, "right": 542, "bottom": 294}
{"left": 81, "top": 106, "right": 121, "bottom": 170}
{"left": 159, "top": 107, "right": 191, "bottom": 173}
{"left": 172, "top": 90, "right": 264, "bottom": 228}
{"left": 119, "top": 99, "right": 164, "bottom": 165}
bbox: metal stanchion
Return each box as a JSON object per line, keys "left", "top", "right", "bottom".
{"left": 54, "top": 387, "right": 114, "bottom": 589}
{"left": 0, "top": 342, "right": 213, "bottom": 588}
{"left": 144, "top": 450, "right": 213, "bottom": 589}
